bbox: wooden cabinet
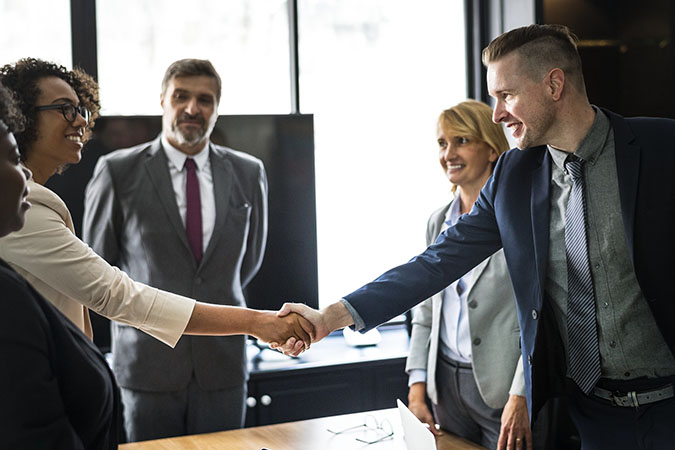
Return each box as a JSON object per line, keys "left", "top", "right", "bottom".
{"left": 244, "top": 326, "right": 410, "bottom": 427}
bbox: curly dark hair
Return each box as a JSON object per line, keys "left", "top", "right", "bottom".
{"left": 0, "top": 82, "right": 25, "bottom": 135}
{"left": 0, "top": 58, "right": 100, "bottom": 160}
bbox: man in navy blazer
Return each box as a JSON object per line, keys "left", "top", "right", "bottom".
{"left": 279, "top": 25, "right": 675, "bottom": 448}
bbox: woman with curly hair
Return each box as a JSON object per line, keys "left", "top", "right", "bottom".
{"left": 0, "top": 80, "right": 121, "bottom": 449}
{"left": 0, "top": 59, "right": 310, "bottom": 355}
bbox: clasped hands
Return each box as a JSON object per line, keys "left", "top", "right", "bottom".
{"left": 257, "top": 302, "right": 349, "bottom": 357}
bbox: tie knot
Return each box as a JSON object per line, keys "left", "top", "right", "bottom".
{"left": 565, "top": 155, "right": 584, "bottom": 180}
{"left": 184, "top": 158, "right": 197, "bottom": 172}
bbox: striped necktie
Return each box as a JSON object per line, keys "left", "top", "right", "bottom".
{"left": 564, "top": 155, "right": 601, "bottom": 394}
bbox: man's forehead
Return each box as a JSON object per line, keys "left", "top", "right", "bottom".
{"left": 487, "top": 53, "right": 523, "bottom": 91}
{"left": 167, "top": 75, "right": 218, "bottom": 96}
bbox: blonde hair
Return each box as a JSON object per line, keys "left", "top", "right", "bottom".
{"left": 438, "top": 100, "right": 510, "bottom": 193}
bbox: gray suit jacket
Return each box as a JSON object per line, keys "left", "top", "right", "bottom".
{"left": 83, "top": 136, "right": 268, "bottom": 391}
{"left": 406, "top": 199, "right": 524, "bottom": 408}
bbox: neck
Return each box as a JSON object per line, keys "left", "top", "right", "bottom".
{"left": 548, "top": 100, "right": 596, "bottom": 153}
{"left": 457, "top": 186, "right": 481, "bottom": 215}
{"left": 24, "top": 156, "right": 56, "bottom": 185}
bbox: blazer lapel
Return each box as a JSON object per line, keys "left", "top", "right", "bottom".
{"left": 605, "top": 109, "right": 639, "bottom": 265}
{"left": 530, "top": 147, "right": 551, "bottom": 306}
{"left": 200, "top": 144, "right": 233, "bottom": 267}
{"left": 143, "top": 137, "right": 193, "bottom": 258}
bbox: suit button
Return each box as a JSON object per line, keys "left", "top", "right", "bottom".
{"left": 609, "top": 340, "right": 617, "bottom": 348}
{"left": 528, "top": 355, "right": 533, "bottom": 365}
{"left": 531, "top": 309, "right": 538, "bottom": 320}
{"left": 195, "top": 277, "right": 203, "bottom": 285}
{"left": 468, "top": 300, "right": 478, "bottom": 309}
{"left": 473, "top": 338, "right": 481, "bottom": 346}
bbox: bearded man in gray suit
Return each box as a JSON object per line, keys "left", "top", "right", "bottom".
{"left": 83, "top": 59, "right": 267, "bottom": 442}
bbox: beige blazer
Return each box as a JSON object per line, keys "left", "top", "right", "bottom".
{"left": 406, "top": 199, "right": 525, "bottom": 408}
{"left": 0, "top": 180, "right": 194, "bottom": 347}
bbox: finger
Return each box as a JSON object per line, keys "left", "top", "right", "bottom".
{"left": 298, "top": 315, "right": 315, "bottom": 341}
{"left": 286, "top": 339, "right": 305, "bottom": 357}
{"left": 427, "top": 422, "right": 443, "bottom": 436}
{"left": 291, "top": 315, "right": 312, "bottom": 344}
{"left": 269, "top": 341, "right": 279, "bottom": 349}
{"left": 280, "top": 336, "right": 296, "bottom": 353}
{"left": 497, "top": 430, "right": 507, "bottom": 450}
{"left": 277, "top": 302, "right": 292, "bottom": 317}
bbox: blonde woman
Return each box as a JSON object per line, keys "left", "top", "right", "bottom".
{"left": 406, "top": 100, "right": 544, "bottom": 449}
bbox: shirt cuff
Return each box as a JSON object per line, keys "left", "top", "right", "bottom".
{"left": 339, "top": 298, "right": 366, "bottom": 331}
{"left": 408, "top": 369, "right": 427, "bottom": 387}
{"left": 140, "top": 291, "right": 196, "bottom": 348}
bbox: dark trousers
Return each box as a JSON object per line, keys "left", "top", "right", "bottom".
{"left": 566, "top": 377, "right": 675, "bottom": 450}
{"left": 120, "top": 374, "right": 246, "bottom": 442}
{"left": 434, "top": 355, "right": 549, "bottom": 450}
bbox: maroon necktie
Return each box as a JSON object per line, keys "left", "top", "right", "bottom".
{"left": 184, "top": 158, "right": 203, "bottom": 264}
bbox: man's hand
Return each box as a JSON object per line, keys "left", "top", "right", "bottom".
{"left": 253, "top": 311, "right": 314, "bottom": 354}
{"left": 278, "top": 303, "right": 330, "bottom": 340}
{"left": 273, "top": 301, "right": 355, "bottom": 356}
{"left": 497, "top": 394, "right": 532, "bottom": 450}
{"left": 408, "top": 382, "right": 443, "bottom": 436}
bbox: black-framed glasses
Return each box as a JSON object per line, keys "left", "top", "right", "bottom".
{"left": 327, "top": 415, "right": 394, "bottom": 445}
{"left": 35, "top": 103, "right": 91, "bottom": 123}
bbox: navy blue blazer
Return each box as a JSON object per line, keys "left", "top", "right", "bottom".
{"left": 344, "top": 109, "right": 675, "bottom": 419}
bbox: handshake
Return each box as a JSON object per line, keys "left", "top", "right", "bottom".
{"left": 251, "top": 301, "right": 355, "bottom": 357}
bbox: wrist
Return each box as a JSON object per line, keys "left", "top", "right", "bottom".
{"left": 321, "top": 302, "right": 354, "bottom": 333}
{"left": 247, "top": 309, "right": 269, "bottom": 337}
{"left": 408, "top": 382, "right": 427, "bottom": 403}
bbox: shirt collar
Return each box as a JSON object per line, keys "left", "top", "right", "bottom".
{"left": 548, "top": 105, "right": 611, "bottom": 172}
{"left": 161, "top": 134, "right": 210, "bottom": 171}
{"left": 445, "top": 193, "right": 463, "bottom": 226}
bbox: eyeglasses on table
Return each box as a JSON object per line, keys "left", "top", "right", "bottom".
{"left": 327, "top": 414, "right": 394, "bottom": 445}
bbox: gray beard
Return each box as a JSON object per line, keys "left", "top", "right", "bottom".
{"left": 170, "top": 124, "right": 205, "bottom": 147}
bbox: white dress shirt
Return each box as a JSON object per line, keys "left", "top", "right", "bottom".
{"left": 161, "top": 136, "right": 216, "bottom": 254}
{"left": 409, "top": 197, "right": 475, "bottom": 386}
{"left": 437, "top": 198, "right": 475, "bottom": 364}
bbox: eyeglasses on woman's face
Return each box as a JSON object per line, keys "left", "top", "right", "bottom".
{"left": 35, "top": 103, "right": 91, "bottom": 124}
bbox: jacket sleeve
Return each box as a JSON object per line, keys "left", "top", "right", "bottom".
{"left": 240, "top": 159, "right": 268, "bottom": 287}
{"left": 344, "top": 176, "right": 503, "bottom": 331}
{"left": 83, "top": 157, "right": 122, "bottom": 265}
{"left": 509, "top": 350, "right": 527, "bottom": 397}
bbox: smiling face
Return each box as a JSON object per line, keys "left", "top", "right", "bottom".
{"left": 27, "top": 77, "right": 87, "bottom": 180}
{"left": 161, "top": 75, "right": 219, "bottom": 155}
{"left": 0, "top": 128, "right": 31, "bottom": 237}
{"left": 437, "top": 125, "right": 498, "bottom": 193}
{"left": 487, "top": 52, "right": 556, "bottom": 150}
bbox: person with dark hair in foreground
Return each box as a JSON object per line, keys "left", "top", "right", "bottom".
{"left": 0, "top": 80, "right": 120, "bottom": 449}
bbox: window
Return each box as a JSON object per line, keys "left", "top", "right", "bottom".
{"left": 298, "top": 1, "right": 467, "bottom": 305}
{"left": 96, "top": 0, "right": 291, "bottom": 115}
{"left": 0, "top": 0, "right": 72, "bottom": 68}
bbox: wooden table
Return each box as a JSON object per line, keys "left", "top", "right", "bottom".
{"left": 120, "top": 408, "right": 485, "bottom": 450}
